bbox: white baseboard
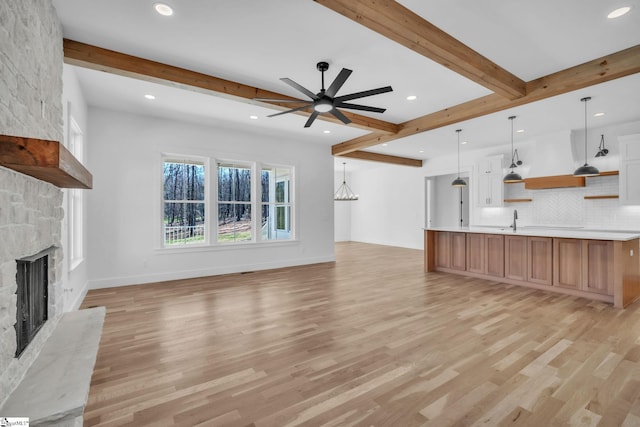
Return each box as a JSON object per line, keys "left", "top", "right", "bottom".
{"left": 87, "top": 255, "right": 336, "bottom": 289}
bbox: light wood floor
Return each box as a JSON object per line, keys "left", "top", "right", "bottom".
{"left": 81, "top": 242, "right": 640, "bottom": 427}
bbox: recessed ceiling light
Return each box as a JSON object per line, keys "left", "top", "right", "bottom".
{"left": 406, "top": 95, "right": 417, "bottom": 101}
{"left": 249, "top": 115, "right": 258, "bottom": 120}
{"left": 419, "top": 150, "right": 424, "bottom": 153}
{"left": 382, "top": 143, "right": 388, "bottom": 147}
{"left": 323, "top": 130, "right": 331, "bottom": 134}
{"left": 461, "top": 141, "right": 468, "bottom": 145}
{"left": 144, "top": 94, "right": 155, "bottom": 100}
{"left": 154, "top": 3, "right": 174, "bottom": 16}
{"left": 516, "top": 129, "right": 525, "bottom": 133}
{"left": 608, "top": 6, "right": 631, "bottom": 18}
{"left": 594, "top": 112, "right": 606, "bottom": 117}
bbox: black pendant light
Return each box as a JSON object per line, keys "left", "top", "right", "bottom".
{"left": 573, "top": 97, "right": 600, "bottom": 177}
{"left": 451, "top": 129, "right": 467, "bottom": 187}
{"left": 503, "top": 115, "right": 523, "bottom": 183}
{"left": 595, "top": 134, "right": 609, "bottom": 157}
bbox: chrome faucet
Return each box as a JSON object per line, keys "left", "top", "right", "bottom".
{"left": 511, "top": 209, "right": 518, "bottom": 232}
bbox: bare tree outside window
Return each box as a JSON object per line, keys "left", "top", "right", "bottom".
{"left": 163, "top": 160, "right": 206, "bottom": 245}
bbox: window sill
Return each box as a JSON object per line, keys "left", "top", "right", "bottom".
{"left": 155, "top": 239, "right": 300, "bottom": 254}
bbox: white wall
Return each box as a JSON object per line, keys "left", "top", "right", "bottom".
{"left": 334, "top": 171, "right": 352, "bottom": 241}
{"left": 431, "top": 173, "right": 469, "bottom": 228}
{"left": 61, "top": 65, "right": 90, "bottom": 311}
{"left": 349, "top": 164, "right": 426, "bottom": 250}
{"left": 86, "top": 107, "right": 335, "bottom": 288}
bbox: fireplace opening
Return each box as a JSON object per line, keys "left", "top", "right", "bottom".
{"left": 15, "top": 250, "right": 49, "bottom": 357}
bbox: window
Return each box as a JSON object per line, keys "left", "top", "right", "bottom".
{"left": 161, "top": 156, "right": 294, "bottom": 247}
{"left": 163, "top": 158, "right": 206, "bottom": 245}
{"left": 217, "top": 163, "right": 252, "bottom": 243}
{"left": 68, "top": 117, "right": 84, "bottom": 270}
{"left": 261, "top": 166, "right": 293, "bottom": 240}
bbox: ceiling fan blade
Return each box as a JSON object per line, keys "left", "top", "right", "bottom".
{"left": 325, "top": 68, "right": 352, "bottom": 98}
{"left": 280, "top": 78, "right": 318, "bottom": 101}
{"left": 334, "top": 86, "right": 393, "bottom": 103}
{"left": 267, "top": 104, "right": 313, "bottom": 118}
{"left": 254, "top": 97, "right": 308, "bottom": 103}
{"left": 304, "top": 111, "right": 320, "bottom": 128}
{"left": 335, "top": 102, "right": 386, "bottom": 113}
{"left": 331, "top": 108, "right": 352, "bottom": 125}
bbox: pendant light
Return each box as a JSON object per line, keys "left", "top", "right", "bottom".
{"left": 451, "top": 129, "right": 466, "bottom": 187}
{"left": 504, "top": 115, "right": 523, "bottom": 183}
{"left": 573, "top": 97, "right": 600, "bottom": 177}
{"left": 595, "top": 134, "right": 608, "bottom": 157}
{"left": 334, "top": 162, "right": 358, "bottom": 201}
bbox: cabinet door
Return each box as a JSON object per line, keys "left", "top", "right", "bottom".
{"left": 435, "top": 232, "right": 451, "bottom": 269}
{"left": 582, "top": 240, "right": 614, "bottom": 295}
{"left": 450, "top": 233, "right": 466, "bottom": 271}
{"left": 505, "top": 235, "right": 527, "bottom": 281}
{"left": 553, "top": 238, "right": 582, "bottom": 289}
{"left": 487, "top": 174, "right": 504, "bottom": 207}
{"left": 528, "top": 237, "right": 553, "bottom": 286}
{"left": 619, "top": 135, "right": 640, "bottom": 205}
{"left": 485, "top": 234, "right": 504, "bottom": 277}
{"left": 466, "top": 233, "right": 485, "bottom": 274}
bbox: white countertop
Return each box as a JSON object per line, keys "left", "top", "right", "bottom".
{"left": 426, "top": 226, "right": 640, "bottom": 241}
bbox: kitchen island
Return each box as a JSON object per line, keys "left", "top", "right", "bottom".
{"left": 424, "top": 227, "right": 640, "bottom": 308}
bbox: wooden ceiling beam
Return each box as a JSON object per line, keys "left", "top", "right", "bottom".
{"left": 63, "top": 39, "right": 399, "bottom": 135}
{"left": 314, "top": 0, "right": 527, "bottom": 99}
{"left": 332, "top": 44, "right": 640, "bottom": 156}
{"left": 338, "top": 151, "right": 422, "bottom": 167}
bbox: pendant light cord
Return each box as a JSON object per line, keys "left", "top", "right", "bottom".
{"left": 581, "top": 97, "right": 591, "bottom": 165}
{"left": 456, "top": 129, "right": 461, "bottom": 176}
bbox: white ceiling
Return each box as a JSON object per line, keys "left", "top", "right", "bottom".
{"left": 52, "top": 0, "right": 640, "bottom": 171}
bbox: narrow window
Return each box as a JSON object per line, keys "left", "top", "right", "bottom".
{"left": 217, "top": 163, "right": 252, "bottom": 243}
{"left": 163, "top": 158, "right": 206, "bottom": 245}
{"left": 68, "top": 117, "right": 84, "bottom": 270}
{"left": 261, "top": 166, "right": 293, "bottom": 241}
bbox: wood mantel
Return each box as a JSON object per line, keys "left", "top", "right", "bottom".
{"left": 0, "top": 134, "right": 92, "bottom": 189}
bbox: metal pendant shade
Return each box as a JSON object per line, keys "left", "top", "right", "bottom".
{"left": 503, "top": 115, "right": 522, "bottom": 183}
{"left": 573, "top": 97, "right": 600, "bottom": 177}
{"left": 334, "top": 162, "right": 358, "bottom": 201}
{"left": 451, "top": 129, "right": 467, "bottom": 187}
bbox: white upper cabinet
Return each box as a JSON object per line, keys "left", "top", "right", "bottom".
{"left": 619, "top": 134, "right": 640, "bottom": 205}
{"left": 476, "top": 155, "right": 504, "bottom": 207}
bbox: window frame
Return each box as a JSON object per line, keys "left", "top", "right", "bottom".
{"left": 161, "top": 154, "right": 210, "bottom": 248}
{"left": 67, "top": 115, "right": 84, "bottom": 271}
{"left": 159, "top": 155, "right": 296, "bottom": 250}
{"left": 259, "top": 163, "right": 295, "bottom": 242}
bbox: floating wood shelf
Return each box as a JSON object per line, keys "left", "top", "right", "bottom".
{"left": 504, "top": 180, "right": 524, "bottom": 184}
{"left": 592, "top": 170, "right": 619, "bottom": 177}
{"left": 584, "top": 195, "right": 619, "bottom": 200}
{"left": 524, "top": 174, "right": 585, "bottom": 190}
{"left": 504, "top": 198, "right": 533, "bottom": 203}
{"left": 0, "top": 134, "right": 92, "bottom": 189}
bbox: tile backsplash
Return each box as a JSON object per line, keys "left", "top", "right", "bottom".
{"left": 476, "top": 175, "right": 640, "bottom": 230}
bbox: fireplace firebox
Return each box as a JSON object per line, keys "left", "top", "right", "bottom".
{"left": 15, "top": 250, "right": 49, "bottom": 357}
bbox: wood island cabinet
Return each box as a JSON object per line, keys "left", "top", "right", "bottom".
{"left": 435, "top": 231, "right": 451, "bottom": 269}
{"left": 466, "top": 233, "right": 486, "bottom": 274}
{"left": 528, "top": 237, "right": 553, "bottom": 286}
{"left": 504, "top": 235, "right": 527, "bottom": 281}
{"left": 451, "top": 232, "right": 467, "bottom": 271}
{"left": 553, "top": 238, "right": 582, "bottom": 290}
{"left": 485, "top": 234, "right": 505, "bottom": 277}
{"left": 582, "top": 240, "right": 614, "bottom": 295}
{"left": 425, "top": 229, "right": 640, "bottom": 308}
{"left": 466, "top": 233, "right": 503, "bottom": 276}
{"left": 553, "top": 239, "right": 613, "bottom": 295}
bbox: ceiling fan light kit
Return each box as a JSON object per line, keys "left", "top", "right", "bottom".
{"left": 254, "top": 61, "right": 392, "bottom": 128}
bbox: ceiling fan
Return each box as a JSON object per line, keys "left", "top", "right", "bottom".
{"left": 254, "top": 61, "right": 393, "bottom": 128}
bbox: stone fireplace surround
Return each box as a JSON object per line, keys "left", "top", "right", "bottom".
{"left": 0, "top": 166, "right": 65, "bottom": 405}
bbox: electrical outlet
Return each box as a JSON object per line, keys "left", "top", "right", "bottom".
{"left": 631, "top": 249, "right": 634, "bottom": 256}
{"left": 40, "top": 100, "right": 46, "bottom": 119}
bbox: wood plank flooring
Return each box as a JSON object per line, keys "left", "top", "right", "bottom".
{"left": 81, "top": 242, "right": 640, "bottom": 426}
